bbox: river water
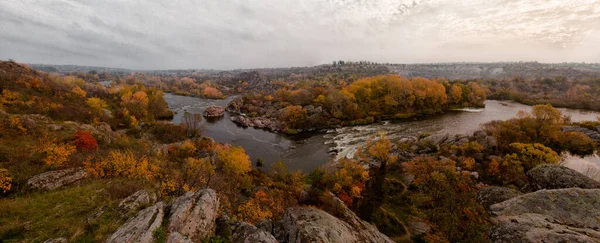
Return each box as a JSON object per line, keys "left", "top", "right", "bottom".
{"left": 164, "top": 93, "right": 600, "bottom": 178}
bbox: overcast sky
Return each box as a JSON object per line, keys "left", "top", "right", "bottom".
{"left": 1, "top": 0, "right": 599, "bottom": 70}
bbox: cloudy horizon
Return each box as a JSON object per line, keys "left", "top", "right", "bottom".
{"left": 1, "top": 0, "right": 599, "bottom": 70}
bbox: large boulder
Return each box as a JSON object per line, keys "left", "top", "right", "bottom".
{"left": 274, "top": 194, "right": 394, "bottom": 243}
{"left": 106, "top": 202, "right": 166, "bottom": 243}
{"left": 203, "top": 106, "right": 225, "bottom": 117}
{"left": 489, "top": 188, "right": 600, "bottom": 243}
{"left": 167, "top": 189, "right": 219, "bottom": 242}
{"left": 526, "top": 164, "right": 600, "bottom": 191}
{"left": 476, "top": 186, "right": 523, "bottom": 210}
{"left": 118, "top": 190, "right": 158, "bottom": 214}
{"left": 232, "top": 222, "right": 278, "bottom": 243}
{"left": 27, "top": 167, "right": 88, "bottom": 190}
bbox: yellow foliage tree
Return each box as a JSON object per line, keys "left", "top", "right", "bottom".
{"left": 86, "top": 97, "right": 108, "bottom": 114}
{"left": 0, "top": 168, "right": 12, "bottom": 193}
{"left": 216, "top": 145, "right": 251, "bottom": 176}
{"left": 71, "top": 86, "right": 87, "bottom": 98}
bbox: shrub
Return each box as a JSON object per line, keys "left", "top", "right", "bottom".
{"left": 0, "top": 168, "right": 12, "bottom": 193}
{"left": 39, "top": 142, "right": 76, "bottom": 167}
{"left": 150, "top": 122, "right": 188, "bottom": 143}
{"left": 73, "top": 131, "right": 98, "bottom": 151}
{"left": 85, "top": 150, "right": 155, "bottom": 180}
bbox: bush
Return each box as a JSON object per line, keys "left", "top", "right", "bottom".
{"left": 556, "top": 132, "right": 596, "bottom": 156}
{"left": 0, "top": 168, "right": 12, "bottom": 194}
{"left": 150, "top": 122, "right": 188, "bottom": 143}
{"left": 73, "top": 131, "right": 98, "bottom": 151}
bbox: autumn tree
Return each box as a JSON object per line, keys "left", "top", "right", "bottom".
{"left": 355, "top": 132, "right": 397, "bottom": 219}
{"left": 497, "top": 143, "right": 560, "bottom": 184}
{"left": 406, "top": 157, "right": 490, "bottom": 242}
{"left": 215, "top": 144, "right": 251, "bottom": 176}
{"left": 281, "top": 105, "right": 307, "bottom": 129}
{"left": 120, "top": 90, "right": 149, "bottom": 119}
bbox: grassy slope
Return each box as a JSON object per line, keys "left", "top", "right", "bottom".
{"left": 0, "top": 178, "right": 150, "bottom": 242}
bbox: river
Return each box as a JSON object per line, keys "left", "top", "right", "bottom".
{"left": 164, "top": 93, "right": 600, "bottom": 178}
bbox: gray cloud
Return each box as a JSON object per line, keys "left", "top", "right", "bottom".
{"left": 0, "top": 0, "right": 599, "bottom": 69}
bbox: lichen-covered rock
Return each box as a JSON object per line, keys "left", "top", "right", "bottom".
{"left": 526, "top": 164, "right": 600, "bottom": 191}
{"left": 106, "top": 202, "right": 165, "bottom": 243}
{"left": 27, "top": 167, "right": 88, "bottom": 190}
{"left": 167, "top": 189, "right": 219, "bottom": 242}
{"left": 275, "top": 195, "right": 394, "bottom": 243}
{"left": 204, "top": 106, "right": 225, "bottom": 117}
{"left": 232, "top": 222, "right": 278, "bottom": 243}
{"left": 278, "top": 207, "right": 360, "bottom": 243}
{"left": 476, "top": 186, "right": 523, "bottom": 210}
{"left": 43, "top": 238, "right": 68, "bottom": 243}
{"left": 166, "top": 232, "right": 193, "bottom": 243}
{"left": 118, "top": 190, "right": 158, "bottom": 213}
{"left": 489, "top": 188, "right": 600, "bottom": 243}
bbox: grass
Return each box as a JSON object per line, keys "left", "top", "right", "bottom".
{"left": 0, "top": 178, "right": 149, "bottom": 242}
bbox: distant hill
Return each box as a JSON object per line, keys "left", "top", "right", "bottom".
{"left": 28, "top": 61, "right": 600, "bottom": 80}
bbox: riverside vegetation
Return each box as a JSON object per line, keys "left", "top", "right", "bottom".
{"left": 1, "top": 60, "right": 599, "bottom": 242}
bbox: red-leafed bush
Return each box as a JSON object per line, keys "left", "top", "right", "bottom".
{"left": 73, "top": 131, "right": 98, "bottom": 151}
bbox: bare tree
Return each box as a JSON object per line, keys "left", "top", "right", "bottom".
{"left": 182, "top": 112, "right": 202, "bottom": 137}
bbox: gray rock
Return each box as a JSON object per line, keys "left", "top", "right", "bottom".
{"left": 255, "top": 219, "right": 273, "bottom": 234}
{"left": 118, "top": 190, "right": 158, "bottom": 213}
{"left": 106, "top": 202, "right": 165, "bottom": 243}
{"left": 526, "top": 164, "right": 600, "bottom": 191}
{"left": 43, "top": 238, "right": 68, "bottom": 243}
{"left": 166, "top": 232, "right": 193, "bottom": 243}
{"left": 275, "top": 194, "right": 393, "bottom": 243}
{"left": 489, "top": 188, "right": 600, "bottom": 243}
{"left": 597, "top": 125, "right": 600, "bottom": 132}
{"left": 232, "top": 222, "right": 278, "bottom": 243}
{"left": 167, "top": 189, "right": 219, "bottom": 242}
{"left": 407, "top": 217, "right": 431, "bottom": 236}
{"left": 27, "top": 167, "right": 88, "bottom": 190}
{"left": 476, "top": 186, "right": 522, "bottom": 210}
{"left": 423, "top": 133, "right": 449, "bottom": 146}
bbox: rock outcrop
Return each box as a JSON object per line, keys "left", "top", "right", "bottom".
{"left": 109, "top": 189, "right": 219, "bottom": 243}
{"left": 230, "top": 115, "right": 282, "bottom": 132}
{"left": 526, "top": 164, "right": 600, "bottom": 191}
{"left": 562, "top": 126, "right": 600, "bottom": 142}
{"left": 232, "top": 222, "right": 278, "bottom": 243}
{"left": 27, "top": 167, "right": 88, "bottom": 190}
{"left": 274, "top": 193, "right": 394, "bottom": 243}
{"left": 166, "top": 232, "right": 193, "bottom": 243}
{"left": 43, "top": 238, "right": 68, "bottom": 243}
{"left": 106, "top": 202, "right": 166, "bottom": 243}
{"left": 203, "top": 106, "right": 225, "bottom": 117}
{"left": 476, "top": 186, "right": 523, "bottom": 210}
{"left": 167, "top": 189, "right": 219, "bottom": 242}
{"left": 118, "top": 190, "right": 158, "bottom": 213}
{"left": 489, "top": 188, "right": 600, "bottom": 243}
